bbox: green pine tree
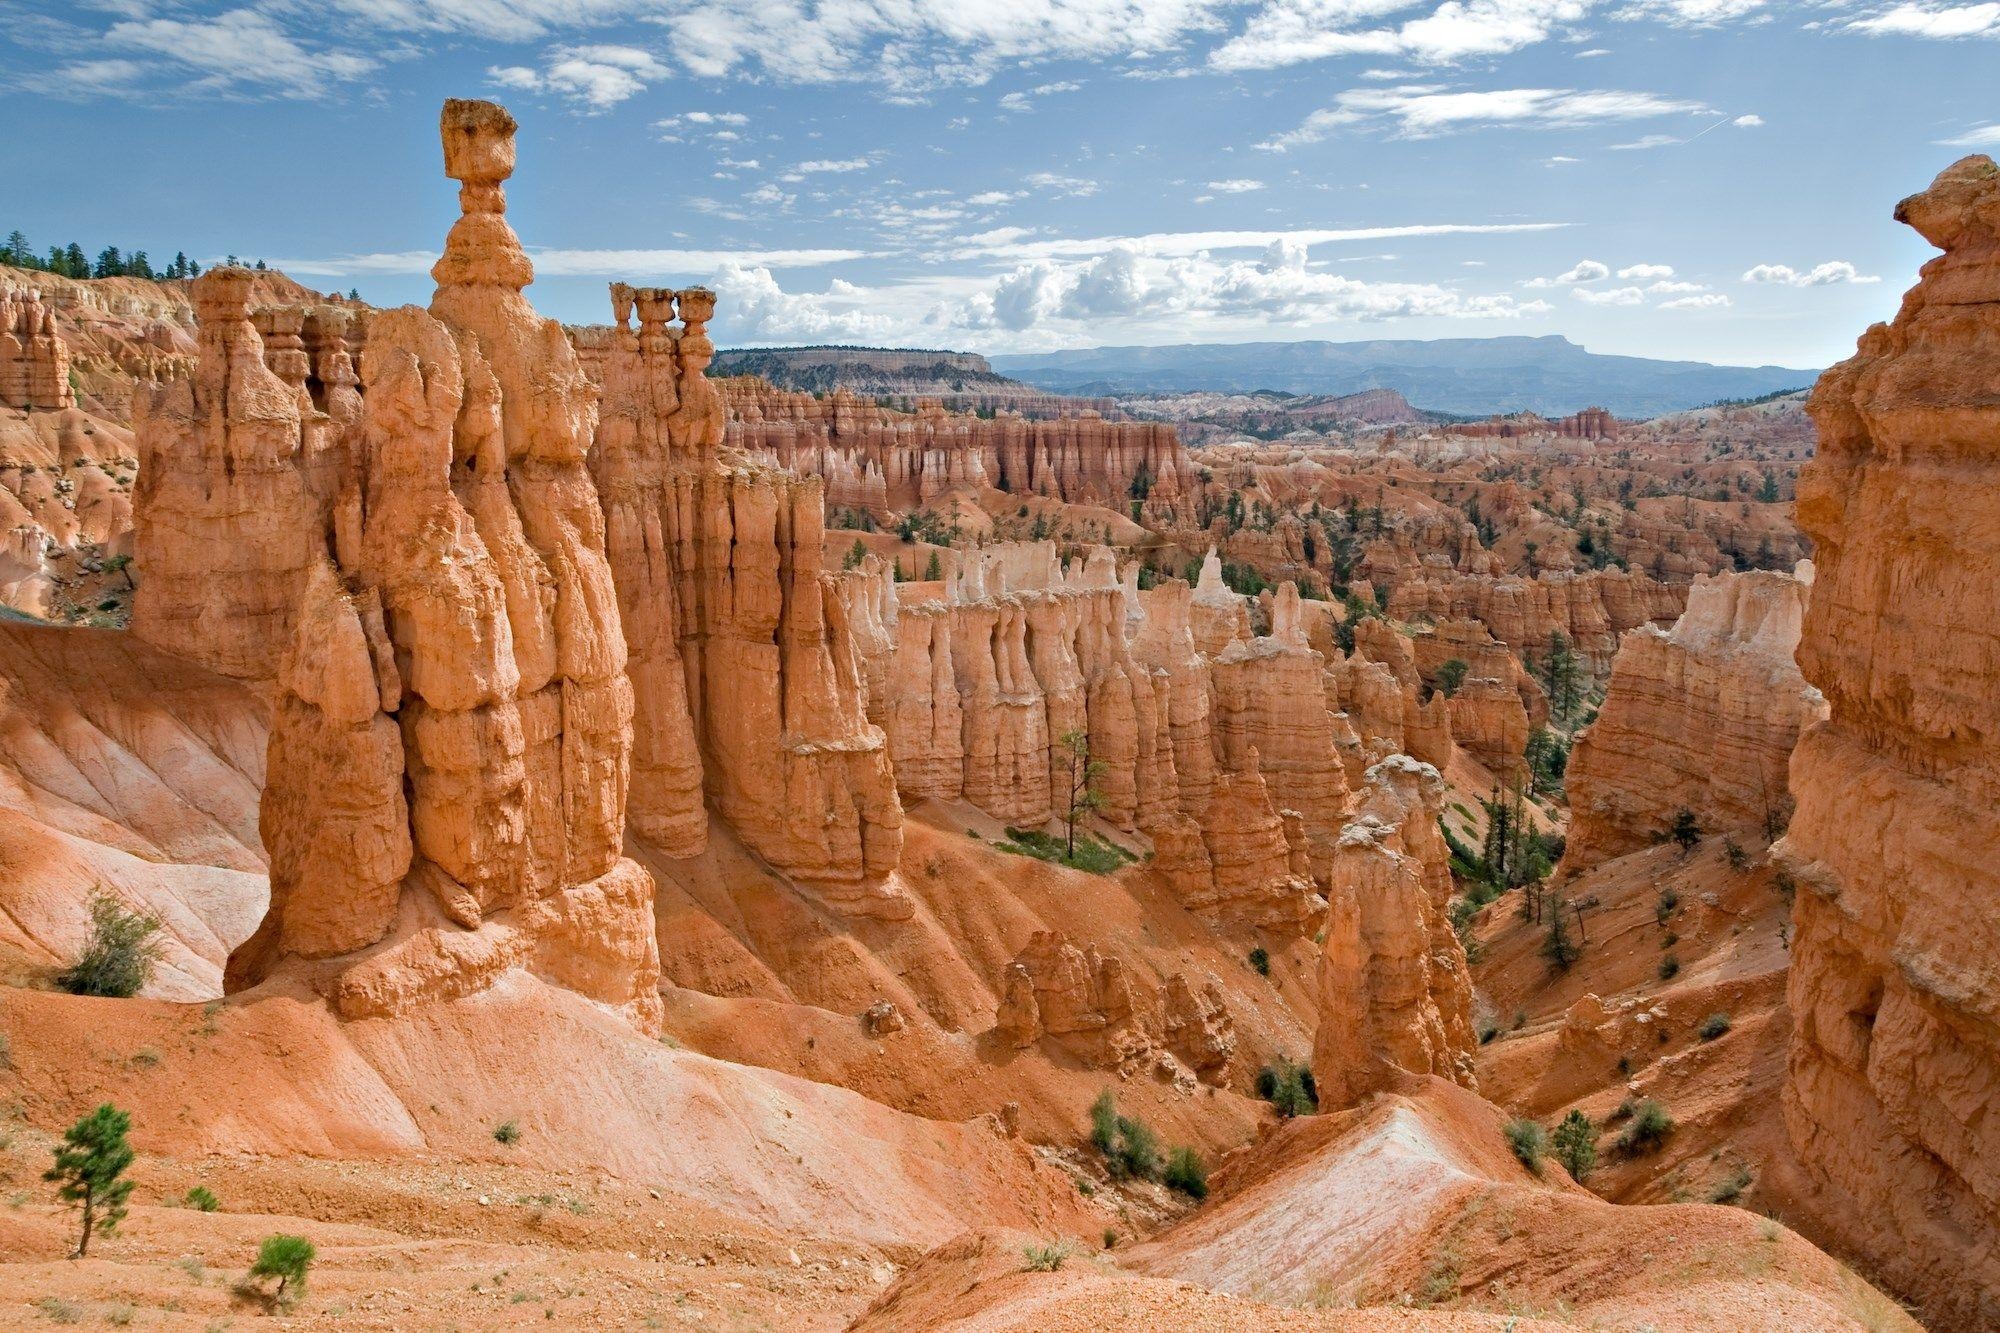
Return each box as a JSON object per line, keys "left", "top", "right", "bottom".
{"left": 45, "top": 1104, "right": 136, "bottom": 1258}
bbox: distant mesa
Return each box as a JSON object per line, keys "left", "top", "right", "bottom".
{"left": 990, "top": 334, "right": 1820, "bottom": 418}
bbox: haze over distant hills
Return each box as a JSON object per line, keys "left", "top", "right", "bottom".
{"left": 989, "top": 335, "right": 1820, "bottom": 418}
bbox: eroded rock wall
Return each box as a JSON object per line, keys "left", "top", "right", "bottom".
{"left": 1563, "top": 565, "right": 1823, "bottom": 870}
{"left": 1780, "top": 154, "right": 2000, "bottom": 1330}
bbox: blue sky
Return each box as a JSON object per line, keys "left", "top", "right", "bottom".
{"left": 3, "top": 1, "right": 1996, "bottom": 368}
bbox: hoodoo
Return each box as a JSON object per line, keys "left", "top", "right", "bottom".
{"left": 1782, "top": 153, "right": 2000, "bottom": 1328}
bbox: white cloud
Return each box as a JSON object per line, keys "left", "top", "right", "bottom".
{"left": 1848, "top": 3, "right": 2000, "bottom": 39}
{"left": 1214, "top": 0, "right": 1594, "bottom": 72}
{"left": 1646, "top": 279, "right": 1707, "bottom": 293}
{"left": 1573, "top": 45, "right": 1611, "bottom": 54}
{"left": 1025, "top": 171, "right": 1101, "bottom": 197}
{"left": 1660, "top": 293, "right": 1732, "bottom": 309}
{"left": 1258, "top": 84, "right": 1711, "bottom": 147}
{"left": 1617, "top": 262, "right": 1673, "bottom": 278}
{"left": 92, "top": 8, "right": 375, "bottom": 97}
{"left": 489, "top": 44, "right": 669, "bottom": 109}
{"left": 950, "top": 220, "right": 1570, "bottom": 263}
{"left": 1572, "top": 284, "right": 1646, "bottom": 305}
{"left": 1742, "top": 260, "right": 1882, "bottom": 286}
{"left": 1206, "top": 178, "right": 1267, "bottom": 192}
{"left": 1615, "top": 0, "right": 1766, "bottom": 25}
{"left": 1937, "top": 121, "right": 2000, "bottom": 145}
{"left": 967, "top": 190, "right": 1023, "bottom": 205}
{"left": 1732, "top": 112, "right": 1763, "bottom": 126}
{"left": 1608, "top": 133, "right": 1683, "bottom": 149}
{"left": 1524, "top": 258, "right": 1608, "bottom": 287}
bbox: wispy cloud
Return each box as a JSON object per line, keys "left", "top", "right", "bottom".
{"left": 1258, "top": 85, "right": 1712, "bottom": 148}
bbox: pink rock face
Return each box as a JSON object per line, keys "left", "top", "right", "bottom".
{"left": 1388, "top": 567, "right": 1683, "bottom": 675}
{"left": 1781, "top": 154, "right": 2000, "bottom": 1330}
{"left": 1313, "top": 755, "right": 1475, "bottom": 1109}
{"left": 0, "top": 285, "right": 75, "bottom": 410}
{"left": 131, "top": 268, "right": 339, "bottom": 680}
{"left": 209, "top": 100, "right": 662, "bottom": 1033}
{"left": 1562, "top": 566, "right": 1823, "bottom": 871}
{"left": 719, "top": 380, "right": 1194, "bottom": 519}
{"left": 590, "top": 283, "right": 904, "bottom": 903}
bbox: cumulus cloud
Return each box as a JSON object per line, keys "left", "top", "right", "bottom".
{"left": 1742, "top": 260, "right": 1881, "bottom": 286}
{"left": 1523, "top": 258, "right": 1609, "bottom": 287}
{"left": 1206, "top": 178, "right": 1267, "bottom": 192}
{"left": 1571, "top": 284, "right": 1646, "bottom": 305}
{"left": 1258, "top": 84, "right": 1711, "bottom": 147}
{"left": 1660, "top": 293, "right": 1732, "bottom": 309}
{"left": 488, "top": 44, "right": 668, "bottom": 108}
{"left": 948, "top": 220, "right": 1569, "bottom": 263}
{"left": 1732, "top": 112, "right": 1763, "bottom": 126}
{"left": 1617, "top": 262, "right": 1674, "bottom": 279}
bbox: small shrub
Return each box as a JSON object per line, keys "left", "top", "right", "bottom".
{"left": 1724, "top": 838, "right": 1747, "bottom": 869}
{"left": 1658, "top": 954, "right": 1681, "bottom": 981}
{"left": 493, "top": 1120, "right": 521, "bottom": 1145}
{"left": 1615, "top": 1099, "right": 1674, "bottom": 1155}
{"left": 1655, "top": 889, "right": 1679, "bottom": 926}
{"left": 247, "top": 1233, "right": 315, "bottom": 1302}
{"left": 1478, "top": 1025, "right": 1498, "bottom": 1045}
{"left": 1163, "top": 1146, "right": 1208, "bottom": 1200}
{"left": 1551, "top": 1109, "right": 1597, "bottom": 1181}
{"left": 1709, "top": 1163, "right": 1753, "bottom": 1205}
{"left": 56, "top": 892, "right": 163, "bottom": 998}
{"left": 1247, "top": 946, "right": 1270, "bottom": 976}
{"left": 183, "top": 1186, "right": 219, "bottom": 1212}
{"left": 1255, "top": 1056, "right": 1318, "bottom": 1118}
{"left": 1512, "top": 1009, "right": 1527, "bottom": 1031}
{"left": 1102, "top": 1227, "right": 1118, "bottom": 1249}
{"left": 1504, "top": 1118, "right": 1548, "bottom": 1175}
{"left": 1022, "top": 1239, "right": 1074, "bottom": 1272}
{"left": 1660, "top": 931, "right": 1679, "bottom": 949}
{"left": 1669, "top": 808, "right": 1702, "bottom": 851}
{"left": 1088, "top": 1091, "right": 1163, "bottom": 1181}
{"left": 34, "top": 1297, "right": 81, "bottom": 1323}
{"left": 1698, "top": 1012, "right": 1732, "bottom": 1042}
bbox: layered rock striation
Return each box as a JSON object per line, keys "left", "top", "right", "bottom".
{"left": 1313, "top": 755, "right": 1476, "bottom": 1107}
{"left": 142, "top": 101, "right": 663, "bottom": 1031}
{"left": 0, "top": 284, "right": 75, "bottom": 410}
{"left": 1780, "top": 154, "right": 2000, "bottom": 1329}
{"left": 717, "top": 380, "right": 1194, "bottom": 517}
{"left": 1563, "top": 565, "right": 1823, "bottom": 870}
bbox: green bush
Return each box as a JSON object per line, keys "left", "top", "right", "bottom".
{"left": 57, "top": 892, "right": 162, "bottom": 998}
{"left": 1254, "top": 1057, "right": 1317, "bottom": 1118}
{"left": 1022, "top": 1239, "right": 1073, "bottom": 1272}
{"left": 1655, "top": 889, "right": 1678, "bottom": 926}
{"left": 248, "top": 1234, "right": 315, "bottom": 1302}
{"left": 493, "top": 1120, "right": 521, "bottom": 1145}
{"left": 1000, "top": 826, "right": 1134, "bottom": 876}
{"left": 1615, "top": 1099, "right": 1674, "bottom": 1155}
{"left": 45, "top": 1104, "right": 136, "bottom": 1258}
{"left": 1658, "top": 954, "right": 1681, "bottom": 981}
{"left": 1504, "top": 1119, "right": 1548, "bottom": 1174}
{"left": 1248, "top": 946, "right": 1271, "bottom": 976}
{"left": 1163, "top": 1146, "right": 1208, "bottom": 1200}
{"left": 1088, "top": 1092, "right": 1162, "bottom": 1181}
{"left": 1698, "top": 1012, "right": 1732, "bottom": 1042}
{"left": 183, "top": 1186, "right": 219, "bottom": 1212}
{"left": 1550, "top": 1109, "right": 1597, "bottom": 1181}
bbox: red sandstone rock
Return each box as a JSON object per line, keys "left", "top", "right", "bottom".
{"left": 1563, "top": 565, "right": 1823, "bottom": 870}
{"left": 1781, "top": 154, "right": 2000, "bottom": 1330}
{"left": 1314, "top": 755, "right": 1476, "bottom": 1108}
